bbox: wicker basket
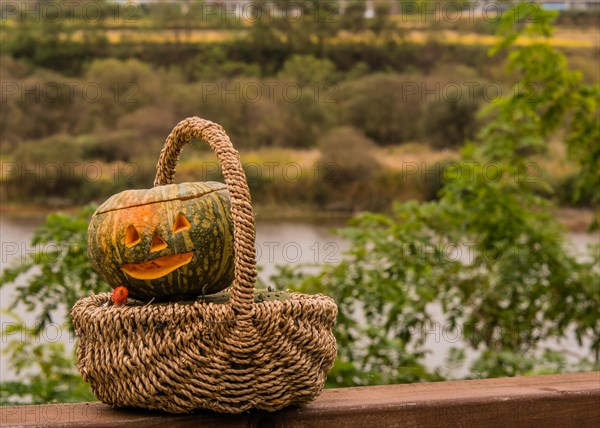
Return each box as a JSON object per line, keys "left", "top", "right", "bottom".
{"left": 71, "top": 117, "right": 338, "bottom": 414}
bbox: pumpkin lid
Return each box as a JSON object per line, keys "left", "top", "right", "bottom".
{"left": 94, "top": 182, "right": 227, "bottom": 215}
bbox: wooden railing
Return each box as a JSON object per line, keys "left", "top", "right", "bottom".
{"left": 1, "top": 372, "right": 598, "bottom": 427}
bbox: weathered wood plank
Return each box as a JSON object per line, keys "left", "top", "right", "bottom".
{"left": 1, "top": 372, "right": 598, "bottom": 428}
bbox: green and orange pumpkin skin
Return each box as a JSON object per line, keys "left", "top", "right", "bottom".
{"left": 87, "top": 182, "right": 235, "bottom": 302}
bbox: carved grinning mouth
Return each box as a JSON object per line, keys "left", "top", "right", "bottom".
{"left": 121, "top": 252, "right": 194, "bottom": 280}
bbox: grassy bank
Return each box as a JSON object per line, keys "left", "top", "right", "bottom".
{"left": 1, "top": 201, "right": 597, "bottom": 233}
{"left": 1, "top": 143, "right": 596, "bottom": 231}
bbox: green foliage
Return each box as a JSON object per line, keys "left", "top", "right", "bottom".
{"left": 449, "top": 0, "right": 600, "bottom": 362}
{"left": 435, "top": 160, "right": 599, "bottom": 361}
{"left": 1, "top": 207, "right": 106, "bottom": 332}
{"left": 338, "top": 69, "right": 486, "bottom": 147}
{"left": 423, "top": 95, "right": 482, "bottom": 149}
{"left": 370, "top": 2, "right": 392, "bottom": 35}
{"left": 0, "top": 316, "right": 95, "bottom": 405}
{"left": 342, "top": 1, "right": 367, "bottom": 32}
{"left": 0, "top": 207, "right": 106, "bottom": 404}
{"left": 80, "top": 59, "right": 162, "bottom": 131}
{"left": 0, "top": 67, "right": 82, "bottom": 142}
{"left": 339, "top": 73, "right": 424, "bottom": 144}
{"left": 183, "top": 46, "right": 261, "bottom": 81}
{"left": 553, "top": 173, "right": 597, "bottom": 208}
{"left": 246, "top": 1, "right": 341, "bottom": 57}
{"left": 279, "top": 55, "right": 338, "bottom": 87}
{"left": 487, "top": 4, "right": 599, "bottom": 213}
{"left": 3, "top": 134, "right": 146, "bottom": 206}
{"left": 271, "top": 3, "right": 600, "bottom": 386}
{"left": 275, "top": 202, "right": 446, "bottom": 386}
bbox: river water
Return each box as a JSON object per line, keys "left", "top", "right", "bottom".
{"left": 0, "top": 214, "right": 598, "bottom": 381}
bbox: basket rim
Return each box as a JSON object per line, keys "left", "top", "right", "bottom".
{"left": 71, "top": 292, "right": 338, "bottom": 341}
{"left": 73, "top": 291, "right": 337, "bottom": 311}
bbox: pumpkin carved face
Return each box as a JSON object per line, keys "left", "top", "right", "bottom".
{"left": 87, "top": 182, "right": 234, "bottom": 301}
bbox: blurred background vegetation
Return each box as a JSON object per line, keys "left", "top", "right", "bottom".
{"left": 1, "top": 0, "right": 598, "bottom": 215}
{"left": 0, "top": 0, "right": 598, "bottom": 405}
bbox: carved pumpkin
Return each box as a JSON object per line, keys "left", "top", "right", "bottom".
{"left": 87, "top": 182, "right": 234, "bottom": 302}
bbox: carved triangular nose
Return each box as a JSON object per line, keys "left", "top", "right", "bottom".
{"left": 150, "top": 233, "right": 168, "bottom": 252}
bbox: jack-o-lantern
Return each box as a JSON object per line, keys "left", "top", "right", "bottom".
{"left": 87, "top": 182, "right": 234, "bottom": 302}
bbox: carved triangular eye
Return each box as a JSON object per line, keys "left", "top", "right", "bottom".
{"left": 125, "top": 225, "right": 141, "bottom": 247}
{"left": 173, "top": 213, "right": 191, "bottom": 233}
{"left": 150, "top": 233, "right": 168, "bottom": 252}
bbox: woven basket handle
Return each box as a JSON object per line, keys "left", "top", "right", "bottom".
{"left": 154, "top": 117, "right": 256, "bottom": 316}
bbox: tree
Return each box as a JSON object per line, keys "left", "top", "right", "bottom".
{"left": 247, "top": 0, "right": 341, "bottom": 57}
{"left": 342, "top": 0, "right": 367, "bottom": 32}
{"left": 370, "top": 1, "right": 392, "bottom": 34}
{"left": 274, "top": 3, "right": 600, "bottom": 385}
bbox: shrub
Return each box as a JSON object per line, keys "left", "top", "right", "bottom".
{"left": 315, "top": 126, "right": 380, "bottom": 211}
{"left": 339, "top": 73, "right": 425, "bottom": 145}
{"left": 183, "top": 46, "right": 261, "bottom": 81}
{"left": 1, "top": 69, "right": 81, "bottom": 142}
{"left": 278, "top": 55, "right": 338, "bottom": 87}
{"left": 6, "top": 135, "right": 84, "bottom": 204}
{"left": 79, "top": 131, "right": 143, "bottom": 162}
{"left": 117, "top": 105, "right": 178, "bottom": 143}
{"left": 77, "top": 59, "right": 161, "bottom": 132}
{"left": 422, "top": 96, "right": 482, "bottom": 149}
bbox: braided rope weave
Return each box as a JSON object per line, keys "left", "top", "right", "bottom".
{"left": 71, "top": 118, "right": 337, "bottom": 414}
